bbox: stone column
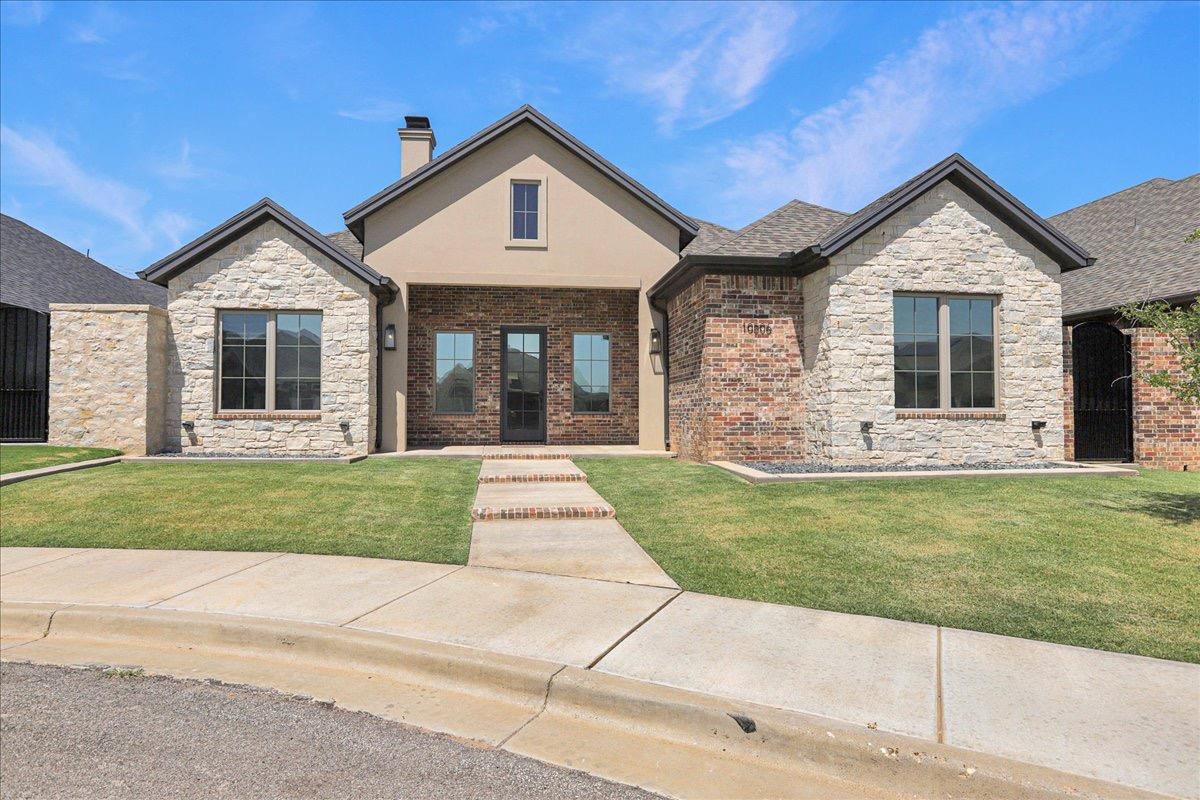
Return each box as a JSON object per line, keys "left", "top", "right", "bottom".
{"left": 48, "top": 304, "right": 167, "bottom": 455}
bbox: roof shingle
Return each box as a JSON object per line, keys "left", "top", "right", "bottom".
{"left": 0, "top": 213, "right": 166, "bottom": 313}
{"left": 1051, "top": 174, "right": 1200, "bottom": 317}
{"left": 699, "top": 200, "right": 848, "bottom": 257}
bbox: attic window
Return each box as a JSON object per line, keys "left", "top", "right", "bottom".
{"left": 507, "top": 177, "right": 546, "bottom": 247}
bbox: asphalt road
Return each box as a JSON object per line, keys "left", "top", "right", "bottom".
{"left": 0, "top": 662, "right": 659, "bottom": 800}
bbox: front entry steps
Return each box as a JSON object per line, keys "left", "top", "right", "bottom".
{"left": 477, "top": 459, "right": 586, "bottom": 484}
{"left": 472, "top": 480, "right": 614, "bottom": 521}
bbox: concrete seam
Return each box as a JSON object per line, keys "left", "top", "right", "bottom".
{"left": 496, "top": 663, "right": 567, "bottom": 749}
{"left": 935, "top": 626, "right": 945, "bottom": 744}
{"left": 338, "top": 565, "right": 467, "bottom": 628}
{"left": 148, "top": 552, "right": 288, "bottom": 607}
{"left": 585, "top": 589, "right": 683, "bottom": 670}
{"left": 0, "top": 549, "right": 94, "bottom": 578}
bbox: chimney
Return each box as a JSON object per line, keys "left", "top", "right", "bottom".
{"left": 399, "top": 115, "right": 436, "bottom": 177}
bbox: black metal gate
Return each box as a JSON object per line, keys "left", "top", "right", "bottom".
{"left": 1072, "top": 322, "right": 1132, "bottom": 461}
{"left": 1, "top": 304, "right": 50, "bottom": 442}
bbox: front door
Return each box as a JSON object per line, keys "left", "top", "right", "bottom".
{"left": 501, "top": 327, "right": 546, "bottom": 442}
{"left": 1072, "top": 322, "right": 1133, "bottom": 461}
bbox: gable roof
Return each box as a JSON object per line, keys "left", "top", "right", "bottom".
{"left": 139, "top": 198, "right": 396, "bottom": 297}
{"left": 1051, "top": 174, "right": 1200, "bottom": 319}
{"left": 342, "top": 105, "right": 700, "bottom": 249}
{"left": 700, "top": 199, "right": 848, "bottom": 258}
{"left": 807, "top": 153, "right": 1093, "bottom": 271}
{"left": 1, "top": 213, "right": 166, "bottom": 313}
{"left": 325, "top": 228, "right": 364, "bottom": 260}
{"left": 681, "top": 218, "right": 736, "bottom": 256}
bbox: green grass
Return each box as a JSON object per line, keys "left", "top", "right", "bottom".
{"left": 0, "top": 458, "right": 480, "bottom": 564}
{"left": 0, "top": 444, "right": 123, "bottom": 475}
{"left": 578, "top": 458, "right": 1200, "bottom": 663}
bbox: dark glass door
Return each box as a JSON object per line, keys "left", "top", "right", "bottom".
{"left": 501, "top": 327, "right": 546, "bottom": 442}
{"left": 1072, "top": 322, "right": 1133, "bottom": 461}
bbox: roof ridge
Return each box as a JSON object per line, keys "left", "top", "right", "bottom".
{"left": 1051, "top": 175, "right": 1195, "bottom": 219}
{"left": 710, "top": 200, "right": 805, "bottom": 254}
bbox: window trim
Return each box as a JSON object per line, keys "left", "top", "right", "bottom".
{"left": 433, "top": 330, "right": 477, "bottom": 415}
{"left": 506, "top": 175, "right": 547, "bottom": 249}
{"left": 215, "top": 309, "right": 323, "bottom": 414}
{"left": 571, "top": 331, "right": 612, "bottom": 415}
{"left": 893, "top": 293, "right": 1000, "bottom": 412}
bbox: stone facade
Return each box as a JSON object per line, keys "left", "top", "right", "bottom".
{"left": 667, "top": 275, "right": 805, "bottom": 461}
{"left": 807, "top": 182, "right": 1065, "bottom": 465}
{"left": 406, "top": 285, "right": 639, "bottom": 446}
{"left": 48, "top": 304, "right": 168, "bottom": 455}
{"left": 167, "top": 220, "right": 374, "bottom": 456}
{"left": 666, "top": 180, "right": 1067, "bottom": 465}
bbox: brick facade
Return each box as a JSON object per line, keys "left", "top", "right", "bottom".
{"left": 406, "top": 285, "right": 638, "bottom": 447}
{"left": 667, "top": 274, "right": 805, "bottom": 461}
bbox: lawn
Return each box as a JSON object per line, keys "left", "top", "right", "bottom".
{"left": 578, "top": 459, "right": 1200, "bottom": 663}
{"left": 0, "top": 458, "right": 480, "bottom": 564}
{"left": 0, "top": 444, "right": 123, "bottom": 475}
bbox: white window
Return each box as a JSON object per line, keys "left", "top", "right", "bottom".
{"left": 218, "top": 311, "right": 322, "bottom": 411}
{"left": 893, "top": 295, "right": 997, "bottom": 410}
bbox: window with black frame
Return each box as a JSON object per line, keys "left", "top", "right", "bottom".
{"left": 893, "top": 295, "right": 997, "bottom": 410}
{"left": 435, "top": 332, "right": 474, "bottom": 413}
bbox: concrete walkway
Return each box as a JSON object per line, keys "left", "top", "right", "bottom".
{"left": 467, "top": 456, "right": 677, "bottom": 588}
{"left": 1, "top": 546, "right": 1194, "bottom": 799}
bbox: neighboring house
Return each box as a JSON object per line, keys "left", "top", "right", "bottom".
{"left": 0, "top": 214, "right": 166, "bottom": 443}
{"left": 49, "top": 106, "right": 1099, "bottom": 464}
{"left": 1051, "top": 175, "right": 1200, "bottom": 470}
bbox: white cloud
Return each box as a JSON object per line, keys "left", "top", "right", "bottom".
{"left": 718, "top": 2, "right": 1150, "bottom": 217}
{"left": 153, "top": 138, "right": 210, "bottom": 181}
{"left": 0, "top": 125, "right": 194, "bottom": 255}
{"left": 336, "top": 99, "right": 408, "bottom": 123}
{"left": 2, "top": 1, "right": 50, "bottom": 26}
{"left": 455, "top": 2, "right": 543, "bottom": 45}
{"left": 69, "top": 1, "right": 124, "bottom": 44}
{"left": 571, "top": 1, "right": 827, "bottom": 133}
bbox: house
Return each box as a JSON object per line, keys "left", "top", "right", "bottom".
{"left": 48, "top": 105, "right": 1100, "bottom": 464}
{"left": 0, "top": 214, "right": 166, "bottom": 443}
{"left": 1052, "top": 175, "right": 1200, "bottom": 470}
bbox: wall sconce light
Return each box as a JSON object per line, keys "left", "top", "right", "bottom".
{"left": 649, "top": 328, "right": 662, "bottom": 355}
{"left": 182, "top": 420, "right": 195, "bottom": 432}
{"left": 860, "top": 420, "right": 874, "bottom": 433}
{"left": 1031, "top": 420, "right": 1047, "bottom": 431}
{"left": 383, "top": 324, "right": 397, "bottom": 351}
{"left": 339, "top": 420, "right": 351, "bottom": 433}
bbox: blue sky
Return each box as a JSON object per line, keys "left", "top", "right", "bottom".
{"left": 2, "top": 0, "right": 1197, "bottom": 276}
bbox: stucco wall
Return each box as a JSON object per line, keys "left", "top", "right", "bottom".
{"left": 807, "top": 181, "right": 1065, "bottom": 465}
{"left": 166, "top": 220, "right": 374, "bottom": 456}
{"left": 48, "top": 303, "right": 167, "bottom": 455}
{"left": 359, "top": 122, "right": 679, "bottom": 451}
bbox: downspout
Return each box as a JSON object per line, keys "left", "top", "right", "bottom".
{"left": 374, "top": 281, "right": 398, "bottom": 453}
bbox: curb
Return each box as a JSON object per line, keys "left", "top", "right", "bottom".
{"left": 0, "top": 602, "right": 1164, "bottom": 800}
{"left": 0, "top": 456, "right": 124, "bottom": 487}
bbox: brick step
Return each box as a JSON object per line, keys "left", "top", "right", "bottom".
{"left": 471, "top": 503, "right": 615, "bottom": 521}
{"left": 478, "top": 472, "right": 587, "bottom": 484}
{"left": 481, "top": 451, "right": 573, "bottom": 461}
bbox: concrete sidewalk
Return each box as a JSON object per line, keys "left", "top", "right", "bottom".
{"left": 1, "top": 546, "right": 1195, "bottom": 799}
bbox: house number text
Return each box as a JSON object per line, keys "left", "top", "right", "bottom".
{"left": 744, "top": 321, "right": 773, "bottom": 337}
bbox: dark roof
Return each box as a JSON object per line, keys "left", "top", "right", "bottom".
{"left": 700, "top": 200, "right": 848, "bottom": 257}
{"left": 0, "top": 213, "right": 166, "bottom": 313}
{"left": 1051, "top": 174, "right": 1200, "bottom": 319}
{"left": 650, "top": 153, "right": 1096, "bottom": 304}
{"left": 681, "top": 218, "right": 736, "bottom": 256}
{"left": 342, "top": 105, "right": 700, "bottom": 250}
{"left": 139, "top": 198, "right": 396, "bottom": 298}
{"left": 325, "top": 228, "right": 364, "bottom": 260}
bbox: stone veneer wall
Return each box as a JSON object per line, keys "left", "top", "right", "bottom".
{"left": 167, "top": 220, "right": 374, "bottom": 456}
{"left": 805, "top": 181, "right": 1065, "bottom": 465}
{"left": 666, "top": 274, "right": 805, "bottom": 461}
{"left": 48, "top": 303, "right": 167, "bottom": 455}
{"left": 406, "top": 285, "right": 639, "bottom": 446}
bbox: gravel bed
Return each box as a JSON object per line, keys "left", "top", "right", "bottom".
{"left": 742, "top": 460, "right": 1087, "bottom": 474}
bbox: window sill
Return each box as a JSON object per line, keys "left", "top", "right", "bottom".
{"left": 214, "top": 411, "right": 322, "bottom": 421}
{"left": 896, "top": 411, "right": 1006, "bottom": 421}
{"left": 505, "top": 241, "right": 547, "bottom": 250}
